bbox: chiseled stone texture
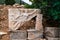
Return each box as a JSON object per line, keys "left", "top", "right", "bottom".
{"left": 46, "top": 37, "right": 60, "bottom": 40}
{"left": 10, "top": 30, "right": 27, "bottom": 40}
{"left": 10, "top": 39, "right": 27, "bottom": 40}
{"left": 35, "top": 14, "right": 43, "bottom": 31}
{"left": 27, "top": 29, "right": 43, "bottom": 40}
{"left": 45, "top": 27, "right": 60, "bottom": 38}
{"left": 8, "top": 8, "right": 41, "bottom": 31}
{"left": 28, "top": 38, "right": 46, "bottom": 40}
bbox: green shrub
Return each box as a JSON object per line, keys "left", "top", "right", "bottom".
{"left": 5, "top": 0, "right": 16, "bottom": 5}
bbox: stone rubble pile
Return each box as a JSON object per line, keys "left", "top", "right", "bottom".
{"left": 0, "top": 5, "right": 44, "bottom": 40}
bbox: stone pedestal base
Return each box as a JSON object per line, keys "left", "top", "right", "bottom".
{"left": 27, "top": 29, "right": 43, "bottom": 40}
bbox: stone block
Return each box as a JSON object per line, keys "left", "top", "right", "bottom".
{"left": 35, "top": 14, "right": 43, "bottom": 31}
{"left": 45, "top": 27, "right": 60, "bottom": 38}
{"left": 28, "top": 38, "right": 46, "bottom": 40}
{"left": 8, "top": 8, "right": 41, "bottom": 31}
{"left": 10, "top": 30, "right": 27, "bottom": 40}
{"left": 27, "top": 29, "right": 43, "bottom": 39}
{"left": 10, "top": 39, "right": 27, "bottom": 40}
{"left": 46, "top": 37, "right": 60, "bottom": 40}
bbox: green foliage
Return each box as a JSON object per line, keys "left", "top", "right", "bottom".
{"left": 25, "top": 0, "right": 47, "bottom": 9}
{"left": 46, "top": 0, "right": 60, "bottom": 27}
{"left": 24, "top": 4, "right": 34, "bottom": 8}
{"left": 0, "top": 0, "right": 5, "bottom": 4}
{"left": 5, "top": 0, "right": 16, "bottom": 5}
{"left": 24, "top": 0, "right": 60, "bottom": 27}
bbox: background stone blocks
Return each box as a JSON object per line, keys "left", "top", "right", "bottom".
{"left": 46, "top": 37, "right": 60, "bottom": 40}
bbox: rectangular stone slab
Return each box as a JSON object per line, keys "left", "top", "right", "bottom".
{"left": 8, "top": 8, "right": 42, "bottom": 31}
{"left": 45, "top": 27, "right": 60, "bottom": 37}
{"left": 10, "top": 30, "right": 27, "bottom": 40}
{"left": 10, "top": 39, "right": 27, "bottom": 40}
{"left": 35, "top": 14, "right": 43, "bottom": 31}
{"left": 46, "top": 37, "right": 60, "bottom": 40}
{"left": 29, "top": 38, "right": 46, "bottom": 40}
{"left": 27, "top": 29, "right": 43, "bottom": 39}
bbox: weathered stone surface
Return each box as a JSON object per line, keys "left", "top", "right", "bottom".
{"left": 10, "top": 39, "right": 27, "bottom": 40}
{"left": 10, "top": 30, "right": 27, "bottom": 40}
{"left": 8, "top": 8, "right": 40, "bottom": 31}
{"left": 27, "top": 29, "right": 43, "bottom": 39}
{"left": 28, "top": 38, "right": 46, "bottom": 40}
{"left": 1, "top": 34, "right": 10, "bottom": 40}
{"left": 45, "top": 27, "right": 60, "bottom": 38}
{"left": 46, "top": 37, "right": 60, "bottom": 40}
{"left": 35, "top": 14, "right": 43, "bottom": 31}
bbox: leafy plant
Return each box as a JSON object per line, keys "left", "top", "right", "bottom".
{"left": 45, "top": 0, "right": 60, "bottom": 27}
{"left": 5, "top": 0, "right": 16, "bottom": 5}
